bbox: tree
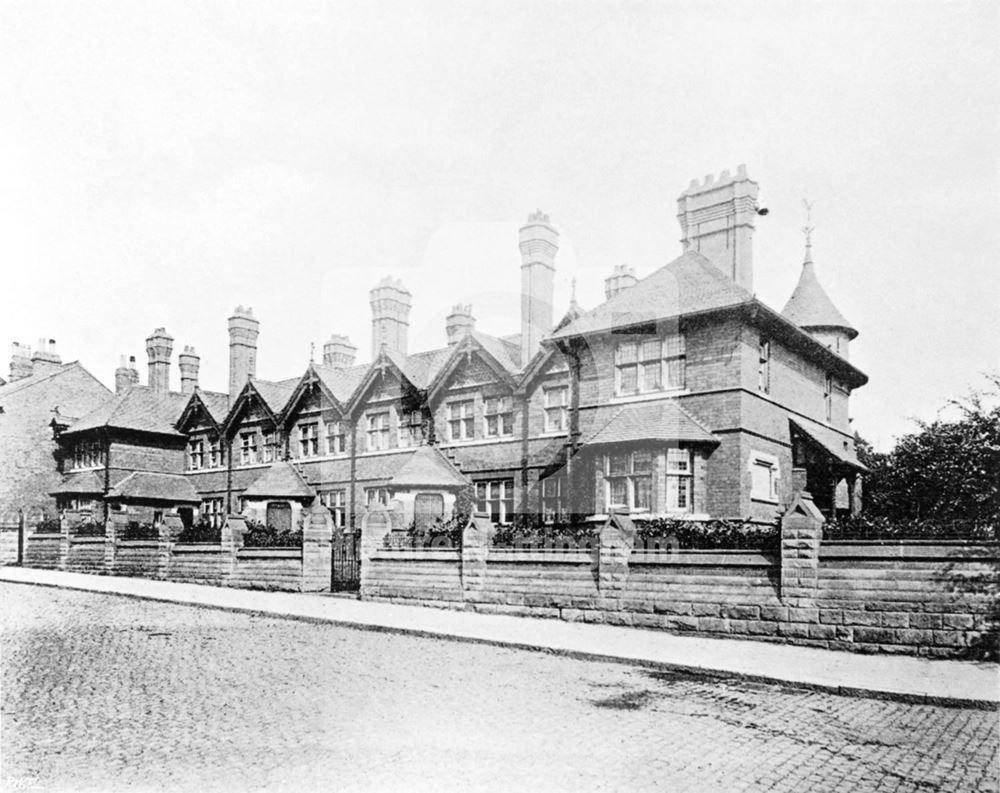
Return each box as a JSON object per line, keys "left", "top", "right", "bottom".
{"left": 860, "top": 375, "right": 1000, "bottom": 524}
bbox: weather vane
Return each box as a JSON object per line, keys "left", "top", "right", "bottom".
{"left": 802, "top": 199, "right": 815, "bottom": 248}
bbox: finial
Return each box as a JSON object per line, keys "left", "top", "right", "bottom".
{"left": 570, "top": 276, "right": 578, "bottom": 309}
{"left": 802, "top": 199, "right": 815, "bottom": 265}
{"left": 309, "top": 341, "right": 315, "bottom": 363}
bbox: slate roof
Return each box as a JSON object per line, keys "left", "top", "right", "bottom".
{"left": 355, "top": 454, "right": 410, "bottom": 482}
{"left": 106, "top": 471, "right": 201, "bottom": 503}
{"left": 0, "top": 362, "right": 110, "bottom": 405}
{"left": 63, "top": 386, "right": 189, "bottom": 437}
{"left": 781, "top": 257, "right": 857, "bottom": 338}
{"left": 790, "top": 420, "right": 866, "bottom": 471}
{"left": 198, "top": 390, "right": 231, "bottom": 424}
{"left": 390, "top": 446, "right": 469, "bottom": 488}
{"left": 250, "top": 377, "right": 300, "bottom": 416}
{"left": 549, "top": 251, "right": 751, "bottom": 340}
{"left": 579, "top": 400, "right": 718, "bottom": 446}
{"left": 242, "top": 462, "right": 316, "bottom": 499}
{"left": 313, "top": 363, "right": 369, "bottom": 405}
{"left": 471, "top": 331, "right": 521, "bottom": 373}
{"left": 49, "top": 470, "right": 105, "bottom": 495}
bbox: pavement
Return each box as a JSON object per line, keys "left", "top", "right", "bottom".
{"left": 1, "top": 566, "right": 997, "bottom": 707}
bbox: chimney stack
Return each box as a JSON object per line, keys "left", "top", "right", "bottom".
{"left": 178, "top": 345, "right": 200, "bottom": 393}
{"left": 128, "top": 355, "right": 139, "bottom": 386}
{"left": 369, "top": 278, "right": 412, "bottom": 359}
{"left": 445, "top": 304, "right": 475, "bottom": 345}
{"left": 30, "top": 338, "right": 62, "bottom": 377}
{"left": 322, "top": 334, "right": 358, "bottom": 368}
{"left": 519, "top": 210, "right": 558, "bottom": 365}
{"left": 228, "top": 306, "right": 260, "bottom": 398}
{"left": 604, "top": 264, "right": 638, "bottom": 301}
{"left": 145, "top": 328, "right": 174, "bottom": 393}
{"left": 115, "top": 355, "right": 134, "bottom": 395}
{"left": 676, "top": 164, "right": 759, "bottom": 292}
{"left": 9, "top": 342, "right": 33, "bottom": 382}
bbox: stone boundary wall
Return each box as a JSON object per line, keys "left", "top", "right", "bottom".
{"left": 0, "top": 521, "right": 21, "bottom": 565}
{"left": 20, "top": 507, "right": 334, "bottom": 592}
{"left": 361, "top": 500, "right": 998, "bottom": 658}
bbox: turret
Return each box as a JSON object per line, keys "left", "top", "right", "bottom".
{"left": 677, "top": 164, "right": 760, "bottom": 292}
{"left": 519, "top": 210, "right": 558, "bottom": 365}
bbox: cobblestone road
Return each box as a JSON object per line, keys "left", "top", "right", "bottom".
{"left": 1, "top": 584, "right": 997, "bottom": 793}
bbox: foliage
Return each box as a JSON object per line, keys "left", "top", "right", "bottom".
{"left": 858, "top": 375, "right": 1000, "bottom": 525}
{"left": 35, "top": 517, "right": 61, "bottom": 533}
{"left": 120, "top": 521, "right": 159, "bottom": 541}
{"left": 399, "top": 515, "right": 463, "bottom": 549}
{"left": 824, "top": 514, "right": 997, "bottom": 543}
{"left": 73, "top": 520, "right": 105, "bottom": 536}
{"left": 493, "top": 517, "right": 599, "bottom": 549}
{"left": 632, "top": 518, "right": 779, "bottom": 551}
{"left": 176, "top": 519, "right": 221, "bottom": 544}
{"left": 242, "top": 518, "right": 303, "bottom": 548}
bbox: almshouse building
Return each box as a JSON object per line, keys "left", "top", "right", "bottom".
{"left": 45, "top": 166, "right": 867, "bottom": 537}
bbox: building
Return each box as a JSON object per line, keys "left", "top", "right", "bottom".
{"left": 0, "top": 340, "right": 111, "bottom": 522}
{"left": 47, "top": 165, "right": 867, "bottom": 540}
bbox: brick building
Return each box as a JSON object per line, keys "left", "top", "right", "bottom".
{"left": 0, "top": 340, "right": 111, "bottom": 521}
{"left": 48, "top": 165, "right": 867, "bottom": 534}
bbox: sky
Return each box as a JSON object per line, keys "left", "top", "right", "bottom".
{"left": 1, "top": 0, "right": 997, "bottom": 451}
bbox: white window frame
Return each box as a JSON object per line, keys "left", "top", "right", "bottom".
{"left": 188, "top": 439, "right": 204, "bottom": 471}
{"left": 366, "top": 412, "right": 390, "bottom": 451}
{"left": 319, "top": 489, "right": 346, "bottom": 528}
{"left": 543, "top": 385, "right": 569, "bottom": 433}
{"left": 447, "top": 400, "right": 475, "bottom": 441}
{"left": 614, "top": 334, "right": 686, "bottom": 396}
{"left": 239, "top": 432, "right": 258, "bottom": 466}
{"left": 365, "top": 487, "right": 391, "bottom": 508}
{"left": 299, "top": 422, "right": 319, "bottom": 457}
{"left": 326, "top": 420, "right": 346, "bottom": 455}
{"left": 749, "top": 451, "right": 780, "bottom": 503}
{"left": 209, "top": 438, "right": 224, "bottom": 468}
{"left": 262, "top": 432, "right": 276, "bottom": 463}
{"left": 398, "top": 410, "right": 424, "bottom": 448}
{"left": 540, "top": 475, "right": 566, "bottom": 524}
{"left": 666, "top": 448, "right": 694, "bottom": 514}
{"left": 604, "top": 450, "right": 653, "bottom": 513}
{"left": 475, "top": 478, "right": 514, "bottom": 524}
{"left": 483, "top": 396, "right": 514, "bottom": 438}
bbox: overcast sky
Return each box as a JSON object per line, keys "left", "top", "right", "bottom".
{"left": 1, "top": 1, "right": 997, "bottom": 451}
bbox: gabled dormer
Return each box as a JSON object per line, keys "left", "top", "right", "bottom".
{"left": 222, "top": 378, "right": 297, "bottom": 467}
{"left": 176, "top": 389, "right": 229, "bottom": 472}
{"left": 347, "top": 347, "right": 430, "bottom": 453}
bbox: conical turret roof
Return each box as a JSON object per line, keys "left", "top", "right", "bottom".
{"left": 781, "top": 241, "right": 857, "bottom": 339}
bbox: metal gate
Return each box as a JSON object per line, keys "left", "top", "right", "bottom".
{"left": 331, "top": 528, "right": 360, "bottom": 592}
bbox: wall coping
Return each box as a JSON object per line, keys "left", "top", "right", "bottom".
{"left": 172, "top": 544, "right": 224, "bottom": 554}
{"left": 820, "top": 544, "right": 997, "bottom": 561}
{"left": 631, "top": 550, "right": 777, "bottom": 567}
{"left": 488, "top": 550, "right": 594, "bottom": 565}
{"left": 372, "top": 549, "right": 461, "bottom": 562}
{"left": 68, "top": 536, "right": 107, "bottom": 545}
{"left": 238, "top": 548, "right": 303, "bottom": 559}
{"left": 28, "top": 533, "right": 63, "bottom": 539}
{"left": 116, "top": 541, "right": 161, "bottom": 549}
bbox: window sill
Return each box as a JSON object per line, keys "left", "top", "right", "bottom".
{"left": 750, "top": 496, "right": 780, "bottom": 505}
{"left": 609, "top": 389, "right": 689, "bottom": 405}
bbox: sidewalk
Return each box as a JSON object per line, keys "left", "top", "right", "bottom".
{"left": 2, "top": 566, "right": 997, "bottom": 707}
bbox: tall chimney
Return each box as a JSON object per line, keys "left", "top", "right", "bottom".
{"left": 322, "top": 334, "right": 358, "bottom": 369}
{"left": 369, "top": 278, "right": 412, "bottom": 359}
{"left": 128, "top": 355, "right": 139, "bottom": 386}
{"left": 178, "top": 345, "right": 200, "bottom": 394}
{"left": 676, "top": 164, "right": 759, "bottom": 292}
{"left": 115, "top": 355, "right": 134, "bottom": 395}
{"left": 9, "top": 342, "right": 33, "bottom": 382}
{"left": 228, "top": 306, "right": 260, "bottom": 398}
{"left": 604, "top": 264, "right": 638, "bottom": 301}
{"left": 145, "top": 328, "right": 174, "bottom": 393}
{"left": 519, "top": 210, "right": 558, "bottom": 365}
{"left": 445, "top": 304, "right": 475, "bottom": 345}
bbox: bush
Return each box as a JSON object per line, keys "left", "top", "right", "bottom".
{"left": 242, "top": 519, "right": 302, "bottom": 548}
{"left": 120, "top": 521, "right": 159, "bottom": 541}
{"left": 177, "top": 519, "right": 221, "bottom": 544}
{"left": 73, "top": 520, "right": 105, "bottom": 536}
{"left": 35, "top": 517, "right": 61, "bottom": 533}
{"left": 634, "top": 518, "right": 779, "bottom": 551}
{"left": 824, "top": 514, "right": 997, "bottom": 543}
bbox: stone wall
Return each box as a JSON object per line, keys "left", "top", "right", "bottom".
{"left": 359, "top": 503, "right": 997, "bottom": 658}
{"left": 0, "top": 520, "right": 21, "bottom": 565}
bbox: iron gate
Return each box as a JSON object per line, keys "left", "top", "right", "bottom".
{"left": 331, "top": 528, "right": 360, "bottom": 592}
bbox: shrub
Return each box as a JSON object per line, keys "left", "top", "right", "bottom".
{"left": 120, "top": 521, "right": 159, "bottom": 541}
{"left": 242, "top": 519, "right": 302, "bottom": 548}
{"left": 73, "top": 520, "right": 105, "bottom": 536}
{"left": 177, "top": 519, "right": 221, "bottom": 544}
{"left": 35, "top": 517, "right": 61, "bottom": 533}
{"left": 824, "top": 514, "right": 997, "bottom": 543}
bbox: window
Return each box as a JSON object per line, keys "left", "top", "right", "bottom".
{"left": 209, "top": 438, "right": 225, "bottom": 468}
{"left": 605, "top": 450, "right": 653, "bottom": 512}
{"left": 448, "top": 400, "right": 475, "bottom": 441}
{"left": 476, "top": 479, "right": 514, "bottom": 524}
{"left": 72, "top": 440, "right": 104, "bottom": 469}
{"left": 824, "top": 374, "right": 833, "bottom": 422}
{"left": 319, "top": 490, "right": 346, "bottom": 528}
{"left": 239, "top": 432, "right": 258, "bottom": 466}
{"left": 484, "top": 396, "right": 514, "bottom": 437}
{"left": 187, "top": 440, "right": 204, "bottom": 471}
{"left": 398, "top": 411, "right": 424, "bottom": 448}
{"left": 299, "top": 423, "right": 319, "bottom": 457}
{"left": 758, "top": 338, "right": 770, "bottom": 394}
{"left": 366, "top": 487, "right": 391, "bottom": 508}
{"left": 750, "top": 454, "right": 779, "bottom": 502}
{"left": 326, "top": 421, "right": 346, "bottom": 455}
{"left": 666, "top": 448, "right": 694, "bottom": 513}
{"left": 262, "top": 432, "right": 277, "bottom": 463}
{"left": 201, "top": 497, "right": 224, "bottom": 529}
{"left": 615, "top": 334, "right": 685, "bottom": 396}
{"left": 366, "top": 412, "right": 390, "bottom": 451}
{"left": 540, "top": 475, "right": 566, "bottom": 523}
{"left": 543, "top": 386, "right": 569, "bottom": 432}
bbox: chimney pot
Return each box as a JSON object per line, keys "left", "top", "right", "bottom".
{"left": 323, "top": 334, "right": 358, "bottom": 369}
{"left": 445, "top": 304, "right": 476, "bottom": 345}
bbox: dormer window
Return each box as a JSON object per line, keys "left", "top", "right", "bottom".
{"left": 366, "top": 412, "right": 390, "bottom": 451}
{"left": 326, "top": 421, "right": 346, "bottom": 455}
{"left": 448, "top": 401, "right": 475, "bottom": 441}
{"left": 239, "top": 432, "right": 258, "bottom": 466}
{"left": 188, "top": 439, "right": 205, "bottom": 471}
{"left": 299, "top": 423, "right": 319, "bottom": 457}
{"left": 484, "top": 397, "right": 513, "bottom": 437}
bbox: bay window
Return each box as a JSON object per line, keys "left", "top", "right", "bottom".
{"left": 605, "top": 450, "right": 653, "bottom": 512}
{"left": 666, "top": 448, "right": 694, "bottom": 513}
